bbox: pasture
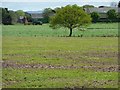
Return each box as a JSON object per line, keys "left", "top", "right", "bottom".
{"left": 2, "top": 23, "right": 118, "bottom": 37}
{"left": 2, "top": 23, "right": 118, "bottom": 88}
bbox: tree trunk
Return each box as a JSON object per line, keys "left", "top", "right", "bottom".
{"left": 69, "top": 27, "right": 72, "bottom": 37}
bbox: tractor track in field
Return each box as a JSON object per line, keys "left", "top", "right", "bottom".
{"left": 2, "top": 60, "right": 119, "bottom": 72}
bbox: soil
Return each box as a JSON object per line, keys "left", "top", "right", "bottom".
{"left": 2, "top": 60, "right": 118, "bottom": 72}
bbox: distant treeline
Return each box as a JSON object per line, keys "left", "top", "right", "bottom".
{"left": 90, "top": 9, "right": 120, "bottom": 23}
{"left": 0, "top": 5, "right": 120, "bottom": 25}
{"left": 0, "top": 8, "right": 32, "bottom": 25}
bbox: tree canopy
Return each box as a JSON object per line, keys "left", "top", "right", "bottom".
{"left": 91, "top": 12, "right": 100, "bottom": 23}
{"left": 107, "top": 9, "right": 117, "bottom": 21}
{"left": 2, "top": 8, "right": 12, "bottom": 25}
{"left": 25, "top": 12, "right": 32, "bottom": 22}
{"left": 9, "top": 10, "right": 18, "bottom": 24}
{"left": 83, "top": 5, "right": 94, "bottom": 8}
{"left": 16, "top": 10, "right": 25, "bottom": 19}
{"left": 42, "top": 8, "right": 55, "bottom": 23}
{"left": 1, "top": 8, "right": 33, "bottom": 25}
{"left": 50, "top": 5, "right": 91, "bottom": 37}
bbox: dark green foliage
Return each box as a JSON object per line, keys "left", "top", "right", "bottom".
{"left": 32, "top": 19, "right": 42, "bottom": 25}
{"left": 25, "top": 12, "right": 32, "bottom": 22}
{"left": 1, "top": 8, "right": 18, "bottom": 25}
{"left": 0, "top": 8, "right": 2, "bottom": 24}
{"left": 16, "top": 10, "right": 25, "bottom": 18}
{"left": 107, "top": 9, "right": 117, "bottom": 21}
{"left": 83, "top": 5, "right": 95, "bottom": 8}
{"left": 15, "top": 10, "right": 25, "bottom": 23}
{"left": 54, "top": 7, "right": 61, "bottom": 12}
{"left": 91, "top": 12, "right": 100, "bottom": 23}
{"left": 42, "top": 8, "right": 55, "bottom": 23}
{"left": 9, "top": 10, "right": 18, "bottom": 24}
{"left": 50, "top": 4, "right": 91, "bottom": 37}
{"left": 2, "top": 8, "right": 12, "bottom": 25}
{"left": 118, "top": 1, "right": 120, "bottom": 7}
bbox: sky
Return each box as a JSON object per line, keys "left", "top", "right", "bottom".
{"left": 1, "top": 0, "right": 119, "bottom": 11}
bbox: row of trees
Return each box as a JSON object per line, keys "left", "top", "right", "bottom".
{"left": 1, "top": 3, "right": 120, "bottom": 25}
{"left": 1, "top": 8, "right": 32, "bottom": 25}
{"left": 42, "top": 2, "right": 120, "bottom": 23}
{"left": 43, "top": 7, "right": 120, "bottom": 23}
{"left": 91, "top": 9, "right": 119, "bottom": 23}
{"left": 41, "top": 1, "right": 120, "bottom": 23}
{"left": 1, "top": 7, "right": 55, "bottom": 25}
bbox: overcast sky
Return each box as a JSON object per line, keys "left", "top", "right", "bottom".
{"left": 1, "top": 0, "right": 119, "bottom": 11}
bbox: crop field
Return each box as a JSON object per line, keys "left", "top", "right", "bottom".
{"left": 2, "top": 23, "right": 119, "bottom": 88}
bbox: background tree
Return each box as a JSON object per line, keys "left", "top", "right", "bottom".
{"left": 16, "top": 10, "right": 25, "bottom": 23}
{"left": 118, "top": 1, "right": 120, "bottom": 7}
{"left": 2, "top": 8, "right": 7, "bottom": 24}
{"left": 83, "top": 5, "right": 94, "bottom": 8}
{"left": 107, "top": 9, "right": 117, "bottom": 21}
{"left": 16, "top": 10, "right": 25, "bottom": 17}
{"left": 91, "top": 12, "right": 100, "bottom": 23}
{"left": 0, "top": 8, "right": 2, "bottom": 24}
{"left": 42, "top": 8, "right": 55, "bottom": 23}
{"left": 2, "top": 8, "right": 12, "bottom": 25}
{"left": 54, "top": 7, "right": 61, "bottom": 12}
{"left": 25, "top": 12, "right": 32, "bottom": 22}
{"left": 50, "top": 5, "right": 91, "bottom": 37}
{"left": 9, "top": 10, "right": 17, "bottom": 24}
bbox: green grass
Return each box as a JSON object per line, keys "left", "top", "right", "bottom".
{"left": 2, "top": 37, "right": 118, "bottom": 88}
{"left": 2, "top": 23, "right": 118, "bottom": 88}
{"left": 3, "top": 68, "right": 118, "bottom": 88}
{"left": 2, "top": 23, "right": 118, "bottom": 37}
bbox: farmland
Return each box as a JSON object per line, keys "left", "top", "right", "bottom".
{"left": 3, "top": 23, "right": 118, "bottom": 37}
{"left": 2, "top": 23, "right": 118, "bottom": 88}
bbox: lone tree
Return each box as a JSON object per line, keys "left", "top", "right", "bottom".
{"left": 50, "top": 5, "right": 91, "bottom": 37}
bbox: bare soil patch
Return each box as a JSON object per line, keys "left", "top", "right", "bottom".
{"left": 2, "top": 60, "right": 118, "bottom": 72}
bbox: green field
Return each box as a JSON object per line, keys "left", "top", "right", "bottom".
{"left": 2, "top": 23, "right": 118, "bottom": 88}
{"left": 3, "top": 23, "right": 118, "bottom": 37}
